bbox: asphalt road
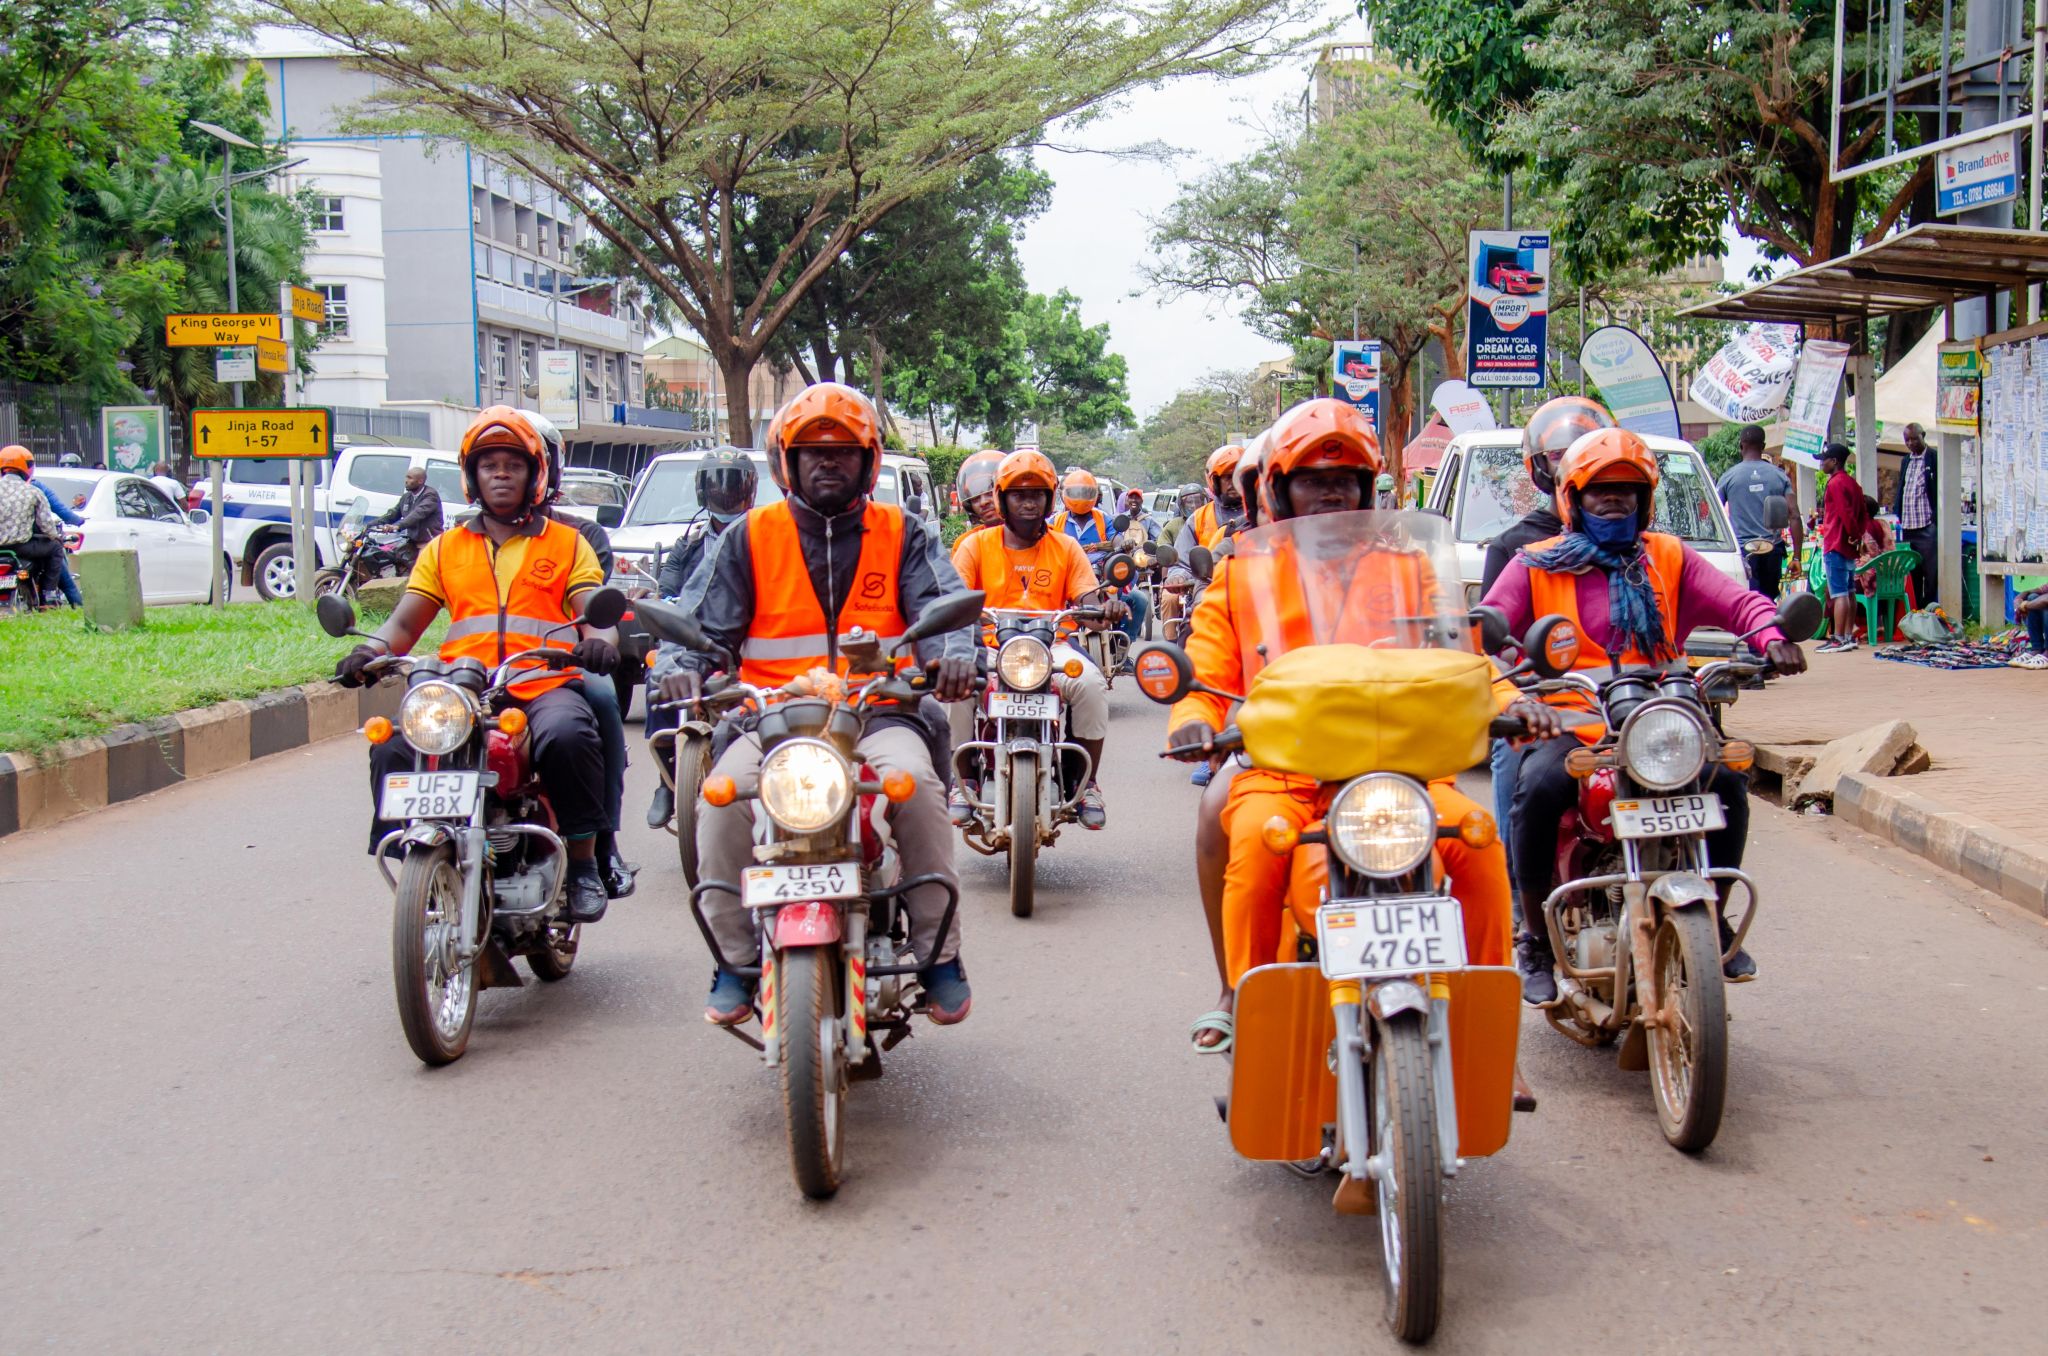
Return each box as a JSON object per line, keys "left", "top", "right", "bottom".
{"left": 4, "top": 683, "right": 2045, "bottom": 1353}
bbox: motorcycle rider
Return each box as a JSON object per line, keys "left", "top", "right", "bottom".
{"left": 946, "top": 449, "right": 1124, "bottom": 832}
{"left": 955, "top": 449, "right": 1006, "bottom": 529}
{"left": 643, "top": 446, "right": 758, "bottom": 828}
{"left": 0, "top": 445, "right": 67, "bottom": 603}
{"left": 1052, "top": 466, "right": 1149, "bottom": 656}
{"left": 334, "top": 406, "right": 618, "bottom": 924}
{"left": 1482, "top": 427, "right": 1807, "bottom": 1003}
{"left": 1174, "top": 445, "right": 1246, "bottom": 558}
{"left": 658, "top": 383, "right": 979, "bottom": 1028}
{"left": 19, "top": 447, "right": 85, "bottom": 606}
{"left": 367, "top": 465, "right": 444, "bottom": 571}
{"left": 1166, "top": 399, "right": 1514, "bottom": 1053}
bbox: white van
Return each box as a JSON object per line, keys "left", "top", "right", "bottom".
{"left": 221, "top": 443, "right": 463, "bottom": 599}
{"left": 1424, "top": 430, "right": 1745, "bottom": 610}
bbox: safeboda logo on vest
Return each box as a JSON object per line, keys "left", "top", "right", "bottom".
{"left": 1489, "top": 296, "right": 1533, "bottom": 330}
{"left": 858, "top": 570, "right": 887, "bottom": 601}
{"left": 529, "top": 557, "right": 560, "bottom": 582}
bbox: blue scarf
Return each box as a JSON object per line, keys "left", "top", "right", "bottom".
{"left": 1522, "top": 516, "right": 1669, "bottom": 660}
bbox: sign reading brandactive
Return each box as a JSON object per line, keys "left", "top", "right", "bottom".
{"left": 1331, "top": 340, "right": 1382, "bottom": 434}
{"left": 1465, "top": 230, "right": 1550, "bottom": 388}
{"left": 1937, "top": 132, "right": 2019, "bottom": 215}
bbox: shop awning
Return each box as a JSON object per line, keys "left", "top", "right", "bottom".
{"left": 1400, "top": 418, "right": 1452, "bottom": 474}
{"left": 1677, "top": 225, "right": 2048, "bottom": 327}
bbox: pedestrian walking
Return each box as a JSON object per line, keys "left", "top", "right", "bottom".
{"left": 1716, "top": 424, "right": 1801, "bottom": 597}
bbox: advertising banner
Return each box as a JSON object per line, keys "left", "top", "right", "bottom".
{"left": 1781, "top": 338, "right": 1850, "bottom": 465}
{"left": 1429, "top": 379, "right": 1496, "bottom": 435}
{"left": 1332, "top": 340, "right": 1382, "bottom": 435}
{"left": 1937, "top": 131, "right": 2019, "bottom": 215}
{"left": 537, "top": 349, "right": 580, "bottom": 430}
{"left": 1578, "top": 325, "right": 1681, "bottom": 438}
{"left": 1465, "top": 230, "right": 1550, "bottom": 388}
{"left": 1688, "top": 323, "right": 1799, "bottom": 424}
{"left": 99, "top": 405, "right": 168, "bottom": 473}
{"left": 1937, "top": 343, "right": 1983, "bottom": 435}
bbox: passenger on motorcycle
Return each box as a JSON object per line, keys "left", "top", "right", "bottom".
{"left": 1052, "top": 466, "right": 1149, "bottom": 655}
{"left": 1482, "top": 427, "right": 1807, "bottom": 1004}
{"left": 1167, "top": 399, "right": 1514, "bottom": 1054}
{"left": 948, "top": 450, "right": 1122, "bottom": 831}
{"left": 335, "top": 406, "right": 618, "bottom": 924}
{"left": 660, "top": 383, "right": 979, "bottom": 1027}
{"left": 644, "top": 445, "right": 758, "bottom": 828}
{"left": 955, "top": 449, "right": 1006, "bottom": 530}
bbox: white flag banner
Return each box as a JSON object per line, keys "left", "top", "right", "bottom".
{"left": 1689, "top": 324, "right": 1800, "bottom": 424}
{"left": 1429, "top": 379, "right": 1496, "bottom": 435}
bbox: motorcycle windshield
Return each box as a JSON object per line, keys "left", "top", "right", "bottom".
{"left": 1227, "top": 510, "right": 1476, "bottom": 660}
{"left": 339, "top": 495, "right": 370, "bottom": 538}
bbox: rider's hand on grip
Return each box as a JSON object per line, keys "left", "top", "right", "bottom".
{"left": 570, "top": 636, "right": 620, "bottom": 676}
{"left": 1165, "top": 719, "right": 1217, "bottom": 759}
{"left": 1763, "top": 638, "right": 1806, "bottom": 675}
{"left": 931, "top": 654, "right": 978, "bottom": 703}
{"left": 334, "top": 643, "right": 384, "bottom": 688}
{"left": 1506, "top": 698, "right": 1568, "bottom": 742}
{"left": 657, "top": 668, "right": 702, "bottom": 707}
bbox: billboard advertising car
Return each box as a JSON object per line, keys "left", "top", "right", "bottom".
{"left": 1466, "top": 231, "right": 1549, "bottom": 388}
{"left": 1332, "top": 339, "right": 1381, "bottom": 435}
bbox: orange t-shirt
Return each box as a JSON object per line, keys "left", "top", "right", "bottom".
{"left": 951, "top": 526, "right": 1099, "bottom": 611}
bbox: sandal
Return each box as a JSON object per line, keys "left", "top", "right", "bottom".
{"left": 1188, "top": 1009, "right": 1234, "bottom": 1054}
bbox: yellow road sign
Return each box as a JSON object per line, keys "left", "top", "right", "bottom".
{"left": 191, "top": 407, "right": 333, "bottom": 460}
{"left": 255, "top": 335, "right": 289, "bottom": 374}
{"left": 166, "top": 313, "right": 283, "bottom": 346}
{"left": 288, "top": 286, "right": 326, "bottom": 324}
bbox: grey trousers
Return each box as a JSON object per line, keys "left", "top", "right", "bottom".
{"left": 696, "top": 723, "right": 961, "bottom": 968}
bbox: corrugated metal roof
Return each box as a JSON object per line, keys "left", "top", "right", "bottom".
{"left": 1678, "top": 225, "right": 2048, "bottom": 325}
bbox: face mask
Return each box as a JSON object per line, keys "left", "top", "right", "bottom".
{"left": 707, "top": 508, "right": 741, "bottom": 528}
{"left": 1580, "top": 509, "right": 1640, "bottom": 548}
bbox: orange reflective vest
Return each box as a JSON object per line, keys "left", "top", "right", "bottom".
{"left": 1051, "top": 507, "right": 1108, "bottom": 545}
{"left": 436, "top": 518, "right": 584, "bottom": 699}
{"left": 740, "top": 500, "right": 906, "bottom": 687}
{"left": 1523, "top": 530, "right": 1685, "bottom": 742}
{"left": 1188, "top": 501, "right": 1227, "bottom": 549}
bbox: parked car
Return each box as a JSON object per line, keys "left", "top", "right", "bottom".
{"left": 36, "top": 468, "right": 235, "bottom": 605}
{"left": 1424, "top": 431, "right": 1744, "bottom": 627}
{"left": 1488, "top": 263, "right": 1545, "bottom": 295}
{"left": 554, "top": 466, "right": 633, "bottom": 528}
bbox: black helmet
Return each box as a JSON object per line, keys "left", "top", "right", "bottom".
{"left": 697, "top": 445, "right": 758, "bottom": 520}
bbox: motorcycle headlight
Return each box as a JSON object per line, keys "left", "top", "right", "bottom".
{"left": 758, "top": 738, "right": 853, "bottom": 834}
{"left": 1619, "top": 704, "right": 1707, "bottom": 791}
{"left": 1326, "top": 773, "right": 1437, "bottom": 878}
{"left": 398, "top": 680, "right": 477, "bottom": 755}
{"left": 998, "top": 636, "right": 1052, "bottom": 691}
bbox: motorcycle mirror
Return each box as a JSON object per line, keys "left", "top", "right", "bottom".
{"left": 1187, "top": 545, "right": 1214, "bottom": 581}
{"left": 1152, "top": 541, "right": 1178, "bottom": 568}
{"left": 1113, "top": 512, "right": 1132, "bottom": 532}
{"left": 596, "top": 504, "right": 625, "bottom": 529}
{"left": 1763, "top": 494, "right": 1791, "bottom": 533}
{"left": 1772, "top": 590, "right": 1823, "bottom": 641}
{"left": 581, "top": 586, "right": 629, "bottom": 630}
{"left": 1131, "top": 642, "right": 1195, "bottom": 704}
{"left": 900, "top": 588, "right": 987, "bottom": 647}
{"left": 1104, "top": 552, "right": 1136, "bottom": 587}
{"left": 635, "top": 597, "right": 712, "bottom": 651}
{"left": 1525, "top": 614, "right": 1582, "bottom": 680}
{"left": 315, "top": 593, "right": 359, "bottom": 639}
{"left": 1471, "top": 604, "right": 1511, "bottom": 655}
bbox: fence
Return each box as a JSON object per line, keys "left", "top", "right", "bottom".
{"left": 0, "top": 382, "right": 103, "bottom": 464}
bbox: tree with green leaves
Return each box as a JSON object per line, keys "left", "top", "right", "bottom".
{"left": 263, "top": 0, "right": 1317, "bottom": 444}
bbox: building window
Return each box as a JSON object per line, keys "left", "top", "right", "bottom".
{"left": 313, "top": 196, "right": 344, "bottom": 232}
{"left": 557, "top": 223, "right": 572, "bottom": 256}
{"left": 314, "top": 284, "right": 349, "bottom": 338}
{"left": 473, "top": 242, "right": 490, "bottom": 277}
{"left": 520, "top": 341, "right": 535, "bottom": 385}
{"left": 582, "top": 352, "right": 599, "bottom": 398}
{"left": 492, "top": 336, "right": 509, "bottom": 382}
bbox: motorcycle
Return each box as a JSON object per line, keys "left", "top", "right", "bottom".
{"left": 314, "top": 496, "right": 415, "bottom": 600}
{"left": 1500, "top": 589, "right": 1821, "bottom": 1153}
{"left": 951, "top": 600, "right": 1113, "bottom": 918}
{"left": 315, "top": 586, "right": 630, "bottom": 1066}
{"left": 1130, "top": 509, "right": 1549, "bottom": 1344}
{"left": 634, "top": 587, "right": 986, "bottom": 1200}
{"left": 1109, "top": 521, "right": 1176, "bottom": 643}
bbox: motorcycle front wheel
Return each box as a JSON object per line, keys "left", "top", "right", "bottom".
{"left": 1007, "top": 751, "right": 1037, "bottom": 918}
{"left": 1372, "top": 1011, "right": 1444, "bottom": 1344}
{"left": 673, "top": 730, "right": 711, "bottom": 887}
{"left": 778, "top": 946, "right": 846, "bottom": 1199}
{"left": 392, "top": 843, "right": 476, "bottom": 1066}
{"left": 1647, "top": 906, "right": 1728, "bottom": 1153}
{"left": 312, "top": 568, "right": 352, "bottom": 600}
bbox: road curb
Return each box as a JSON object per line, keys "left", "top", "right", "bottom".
{"left": 1833, "top": 771, "right": 2048, "bottom": 920}
{"left": 0, "top": 677, "right": 402, "bottom": 840}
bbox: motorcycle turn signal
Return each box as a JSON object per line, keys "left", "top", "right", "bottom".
{"left": 496, "top": 708, "right": 529, "bottom": 737}
{"left": 362, "top": 717, "right": 393, "bottom": 745}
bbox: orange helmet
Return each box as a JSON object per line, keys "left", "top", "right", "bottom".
{"left": 1233, "top": 432, "right": 1270, "bottom": 526}
{"left": 1554, "top": 427, "right": 1660, "bottom": 529}
{"left": 1060, "top": 467, "right": 1100, "bottom": 516}
{"left": 994, "top": 449, "right": 1058, "bottom": 494}
{"left": 1260, "top": 399, "right": 1382, "bottom": 522}
{"left": 1520, "top": 396, "right": 1615, "bottom": 495}
{"left": 458, "top": 406, "right": 549, "bottom": 508}
{"left": 0, "top": 445, "right": 31, "bottom": 478}
{"left": 769, "top": 382, "right": 885, "bottom": 493}
{"left": 1205, "top": 444, "right": 1243, "bottom": 498}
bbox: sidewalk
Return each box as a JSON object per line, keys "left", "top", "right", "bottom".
{"left": 1728, "top": 646, "right": 2048, "bottom": 915}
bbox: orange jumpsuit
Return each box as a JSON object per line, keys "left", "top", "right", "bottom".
{"left": 1170, "top": 551, "right": 1513, "bottom": 988}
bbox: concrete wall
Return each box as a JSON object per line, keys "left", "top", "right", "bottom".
{"left": 380, "top": 141, "right": 482, "bottom": 407}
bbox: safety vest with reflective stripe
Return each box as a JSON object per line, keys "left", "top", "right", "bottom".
{"left": 740, "top": 500, "right": 906, "bottom": 687}
{"left": 1189, "top": 501, "right": 1227, "bottom": 549}
{"left": 435, "top": 518, "right": 584, "bottom": 699}
{"left": 1523, "top": 530, "right": 1685, "bottom": 744}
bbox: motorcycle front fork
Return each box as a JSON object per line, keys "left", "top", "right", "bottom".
{"left": 1333, "top": 987, "right": 1461, "bottom": 1186}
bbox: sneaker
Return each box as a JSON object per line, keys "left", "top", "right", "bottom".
{"left": 1516, "top": 933, "right": 1558, "bottom": 1006}
{"left": 704, "top": 968, "right": 758, "bottom": 1025}
{"left": 1078, "top": 781, "right": 1107, "bottom": 830}
{"left": 921, "top": 958, "right": 972, "bottom": 1024}
{"left": 646, "top": 783, "right": 674, "bottom": 828}
{"left": 565, "top": 859, "right": 609, "bottom": 923}
{"left": 1718, "top": 916, "right": 1758, "bottom": 983}
{"left": 1833, "top": 637, "right": 1860, "bottom": 653}
{"left": 1815, "top": 636, "right": 1848, "bottom": 653}
{"left": 1190, "top": 761, "right": 1213, "bottom": 788}
{"left": 947, "top": 784, "right": 976, "bottom": 827}
{"left": 2011, "top": 651, "right": 2048, "bottom": 670}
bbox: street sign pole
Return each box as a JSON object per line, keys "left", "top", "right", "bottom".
{"left": 210, "top": 143, "right": 237, "bottom": 609}
{"left": 280, "top": 280, "right": 312, "bottom": 599}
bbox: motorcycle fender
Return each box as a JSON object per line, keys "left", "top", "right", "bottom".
{"left": 772, "top": 901, "right": 844, "bottom": 948}
{"left": 1228, "top": 963, "right": 1335, "bottom": 1163}
{"left": 1647, "top": 872, "right": 1717, "bottom": 914}
{"left": 1365, "top": 978, "right": 1428, "bottom": 1022}
{"left": 400, "top": 822, "right": 455, "bottom": 852}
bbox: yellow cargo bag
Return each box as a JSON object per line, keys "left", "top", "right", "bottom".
{"left": 1237, "top": 644, "right": 1493, "bottom": 783}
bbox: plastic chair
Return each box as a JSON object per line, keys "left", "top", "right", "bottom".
{"left": 1855, "top": 547, "right": 1920, "bottom": 643}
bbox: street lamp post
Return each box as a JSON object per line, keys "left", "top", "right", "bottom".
{"left": 191, "top": 121, "right": 260, "bottom": 611}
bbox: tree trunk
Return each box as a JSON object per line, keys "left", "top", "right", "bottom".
{"left": 811, "top": 339, "right": 837, "bottom": 385}
{"left": 719, "top": 350, "right": 757, "bottom": 447}
{"left": 1382, "top": 353, "right": 1412, "bottom": 490}
{"left": 866, "top": 331, "right": 890, "bottom": 431}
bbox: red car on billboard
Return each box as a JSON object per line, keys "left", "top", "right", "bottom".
{"left": 1489, "top": 262, "right": 1544, "bottom": 295}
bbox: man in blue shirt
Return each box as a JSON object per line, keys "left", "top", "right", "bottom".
{"left": 30, "top": 463, "right": 84, "bottom": 606}
{"left": 1715, "top": 425, "right": 1802, "bottom": 598}
{"left": 1051, "top": 467, "right": 1148, "bottom": 653}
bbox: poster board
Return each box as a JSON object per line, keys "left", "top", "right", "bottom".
{"left": 99, "top": 405, "right": 169, "bottom": 473}
{"left": 1975, "top": 333, "right": 2046, "bottom": 565}
{"left": 1464, "top": 230, "right": 1549, "bottom": 388}
{"left": 1332, "top": 340, "right": 1381, "bottom": 434}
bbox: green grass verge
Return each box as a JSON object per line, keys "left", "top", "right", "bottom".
{"left": 0, "top": 598, "right": 439, "bottom": 756}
